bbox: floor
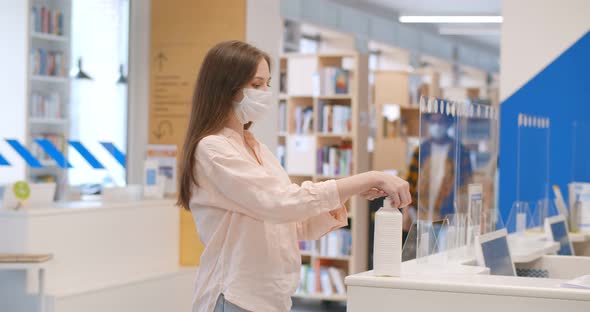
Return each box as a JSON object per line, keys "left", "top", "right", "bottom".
{"left": 291, "top": 298, "right": 347, "bottom": 312}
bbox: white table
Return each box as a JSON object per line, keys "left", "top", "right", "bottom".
{"left": 0, "top": 261, "right": 49, "bottom": 312}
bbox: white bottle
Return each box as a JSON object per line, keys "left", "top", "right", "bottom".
{"left": 373, "top": 198, "right": 402, "bottom": 277}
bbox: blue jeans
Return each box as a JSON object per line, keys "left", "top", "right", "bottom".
{"left": 214, "top": 293, "right": 249, "bottom": 312}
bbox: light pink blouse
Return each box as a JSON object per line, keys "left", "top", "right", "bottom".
{"left": 190, "top": 128, "right": 347, "bottom": 312}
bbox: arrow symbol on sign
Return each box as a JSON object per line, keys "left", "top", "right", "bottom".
{"left": 155, "top": 52, "right": 168, "bottom": 72}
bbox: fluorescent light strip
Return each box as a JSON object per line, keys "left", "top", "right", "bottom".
{"left": 399, "top": 15, "right": 503, "bottom": 24}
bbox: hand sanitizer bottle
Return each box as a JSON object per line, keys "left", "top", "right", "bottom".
{"left": 373, "top": 197, "right": 402, "bottom": 277}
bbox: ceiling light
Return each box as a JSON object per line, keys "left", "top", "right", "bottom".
{"left": 399, "top": 15, "right": 503, "bottom": 24}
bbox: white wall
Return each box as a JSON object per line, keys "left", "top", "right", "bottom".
{"left": 500, "top": 0, "right": 590, "bottom": 101}
{"left": 0, "top": 0, "right": 28, "bottom": 184}
{"left": 246, "top": 0, "right": 282, "bottom": 152}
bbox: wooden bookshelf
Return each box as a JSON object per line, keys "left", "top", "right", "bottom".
{"left": 278, "top": 52, "right": 369, "bottom": 301}
{"left": 371, "top": 70, "right": 440, "bottom": 177}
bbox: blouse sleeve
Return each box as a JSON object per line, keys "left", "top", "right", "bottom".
{"left": 296, "top": 205, "right": 348, "bottom": 241}
{"left": 197, "top": 136, "right": 342, "bottom": 224}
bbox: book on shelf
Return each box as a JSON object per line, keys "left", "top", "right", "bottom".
{"left": 328, "top": 267, "right": 346, "bottom": 294}
{"left": 295, "top": 264, "right": 346, "bottom": 296}
{"left": 320, "top": 267, "right": 334, "bottom": 296}
{"left": 278, "top": 100, "right": 287, "bottom": 132}
{"left": 299, "top": 240, "right": 318, "bottom": 255}
{"left": 317, "top": 143, "right": 353, "bottom": 177}
{"left": 30, "top": 92, "right": 62, "bottom": 119}
{"left": 318, "top": 101, "right": 351, "bottom": 134}
{"left": 30, "top": 48, "right": 66, "bottom": 77}
{"left": 294, "top": 106, "right": 313, "bottom": 134}
{"left": 316, "top": 67, "right": 350, "bottom": 96}
{"left": 306, "top": 266, "right": 316, "bottom": 294}
{"left": 300, "top": 229, "right": 351, "bottom": 258}
{"left": 31, "top": 6, "right": 65, "bottom": 36}
{"left": 319, "top": 229, "right": 352, "bottom": 257}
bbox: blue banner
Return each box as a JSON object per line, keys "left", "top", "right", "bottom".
{"left": 68, "top": 141, "right": 105, "bottom": 169}
{"left": 100, "top": 142, "right": 126, "bottom": 168}
{"left": 5, "top": 139, "right": 43, "bottom": 168}
{"left": 0, "top": 153, "right": 10, "bottom": 166}
{"left": 35, "top": 139, "right": 72, "bottom": 169}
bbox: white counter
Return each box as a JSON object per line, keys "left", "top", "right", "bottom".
{"left": 0, "top": 199, "right": 195, "bottom": 312}
{"left": 346, "top": 232, "right": 590, "bottom": 312}
{"left": 346, "top": 269, "right": 590, "bottom": 312}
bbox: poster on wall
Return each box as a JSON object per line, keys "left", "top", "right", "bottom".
{"left": 145, "top": 144, "right": 177, "bottom": 195}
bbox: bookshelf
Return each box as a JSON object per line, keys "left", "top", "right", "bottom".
{"left": 278, "top": 52, "right": 369, "bottom": 301}
{"left": 26, "top": 0, "right": 72, "bottom": 193}
{"left": 371, "top": 70, "right": 440, "bottom": 177}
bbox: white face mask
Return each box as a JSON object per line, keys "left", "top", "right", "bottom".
{"left": 428, "top": 123, "right": 447, "bottom": 140}
{"left": 233, "top": 88, "right": 272, "bottom": 124}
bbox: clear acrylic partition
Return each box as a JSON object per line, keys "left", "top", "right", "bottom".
{"left": 507, "top": 114, "right": 551, "bottom": 234}
{"left": 457, "top": 101, "right": 500, "bottom": 250}
{"left": 569, "top": 121, "right": 590, "bottom": 233}
{"left": 415, "top": 96, "right": 499, "bottom": 263}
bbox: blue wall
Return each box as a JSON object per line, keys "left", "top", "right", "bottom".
{"left": 499, "top": 31, "right": 590, "bottom": 226}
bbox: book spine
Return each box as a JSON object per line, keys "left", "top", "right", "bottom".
{"left": 58, "top": 11, "right": 64, "bottom": 36}
{"left": 329, "top": 146, "right": 337, "bottom": 176}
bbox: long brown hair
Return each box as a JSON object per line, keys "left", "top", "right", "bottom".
{"left": 177, "top": 40, "right": 271, "bottom": 210}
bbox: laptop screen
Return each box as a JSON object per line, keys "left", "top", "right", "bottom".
{"left": 481, "top": 235, "right": 516, "bottom": 276}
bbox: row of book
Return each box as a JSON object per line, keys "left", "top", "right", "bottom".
{"left": 30, "top": 133, "right": 66, "bottom": 162}
{"left": 317, "top": 143, "right": 353, "bottom": 177}
{"left": 278, "top": 100, "right": 287, "bottom": 133}
{"left": 31, "top": 48, "right": 67, "bottom": 77}
{"left": 313, "top": 67, "right": 350, "bottom": 96}
{"left": 294, "top": 106, "right": 314, "bottom": 134}
{"left": 296, "top": 265, "right": 346, "bottom": 296}
{"left": 320, "top": 229, "right": 352, "bottom": 257}
{"left": 318, "top": 101, "right": 351, "bottom": 134}
{"left": 31, "top": 6, "right": 65, "bottom": 36}
{"left": 299, "top": 229, "right": 352, "bottom": 257}
{"left": 30, "top": 92, "right": 62, "bottom": 119}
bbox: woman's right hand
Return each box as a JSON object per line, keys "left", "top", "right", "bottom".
{"left": 369, "top": 171, "right": 412, "bottom": 208}
{"left": 336, "top": 171, "right": 412, "bottom": 208}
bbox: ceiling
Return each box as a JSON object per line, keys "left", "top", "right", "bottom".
{"left": 334, "top": 0, "right": 502, "bottom": 49}
{"left": 364, "top": 0, "right": 501, "bottom": 15}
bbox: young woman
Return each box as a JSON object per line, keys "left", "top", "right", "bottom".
{"left": 177, "top": 40, "right": 411, "bottom": 312}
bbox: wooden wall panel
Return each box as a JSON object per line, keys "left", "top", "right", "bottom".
{"left": 149, "top": 0, "right": 246, "bottom": 266}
